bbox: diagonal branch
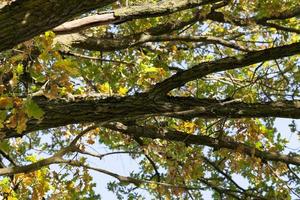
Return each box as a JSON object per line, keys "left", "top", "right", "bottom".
{"left": 199, "top": 178, "right": 242, "bottom": 199}
{"left": 55, "top": 6, "right": 208, "bottom": 51}
{"left": 0, "top": 149, "right": 17, "bottom": 167}
{"left": 53, "top": 0, "right": 223, "bottom": 34}
{"left": 150, "top": 41, "right": 300, "bottom": 95}
{"left": 0, "top": 154, "right": 203, "bottom": 191}
{"left": 0, "top": 125, "right": 95, "bottom": 176}
{"left": 201, "top": 156, "right": 246, "bottom": 192}
{"left": 67, "top": 160, "right": 203, "bottom": 190}
{"left": 103, "top": 122, "right": 300, "bottom": 166}
{"left": 0, "top": 153, "right": 66, "bottom": 176}
{"left": 206, "top": 9, "right": 300, "bottom": 34}
{"left": 78, "top": 149, "right": 142, "bottom": 159}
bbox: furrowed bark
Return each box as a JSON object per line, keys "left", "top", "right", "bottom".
{"left": 53, "top": 0, "right": 222, "bottom": 34}
{"left": 0, "top": 0, "right": 116, "bottom": 51}
{"left": 54, "top": 7, "right": 206, "bottom": 51}
{"left": 2, "top": 96, "right": 300, "bottom": 138}
{"left": 53, "top": 1, "right": 299, "bottom": 35}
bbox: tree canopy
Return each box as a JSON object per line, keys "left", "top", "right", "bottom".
{"left": 0, "top": 0, "right": 300, "bottom": 199}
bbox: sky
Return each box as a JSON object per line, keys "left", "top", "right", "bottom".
{"left": 84, "top": 118, "right": 300, "bottom": 199}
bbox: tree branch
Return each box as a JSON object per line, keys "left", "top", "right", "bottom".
{"left": 201, "top": 156, "right": 245, "bottom": 192}
{"left": 77, "top": 149, "right": 142, "bottom": 159}
{"left": 0, "top": 125, "right": 95, "bottom": 176}
{"left": 61, "top": 34, "right": 249, "bottom": 52}
{"left": 54, "top": 7, "right": 207, "bottom": 51}
{"left": 103, "top": 122, "right": 300, "bottom": 166}
{"left": 2, "top": 96, "right": 300, "bottom": 138}
{"left": 53, "top": 0, "right": 222, "bottom": 34}
{"left": 150, "top": 41, "right": 300, "bottom": 95}
{"left": 199, "top": 178, "right": 242, "bottom": 199}
{"left": 0, "top": 149, "right": 17, "bottom": 167}
{"left": 68, "top": 160, "right": 202, "bottom": 190}
{"left": 0, "top": 0, "right": 116, "bottom": 51}
{"left": 206, "top": 9, "right": 300, "bottom": 34}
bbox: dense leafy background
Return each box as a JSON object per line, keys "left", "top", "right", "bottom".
{"left": 0, "top": 0, "right": 300, "bottom": 199}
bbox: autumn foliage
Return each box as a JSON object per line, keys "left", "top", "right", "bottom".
{"left": 0, "top": 0, "right": 300, "bottom": 199}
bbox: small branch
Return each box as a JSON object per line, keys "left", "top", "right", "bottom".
{"left": 199, "top": 178, "right": 242, "bottom": 199}
{"left": 61, "top": 51, "right": 134, "bottom": 66}
{"left": 207, "top": 9, "right": 300, "bottom": 34}
{"left": 77, "top": 149, "right": 142, "bottom": 159}
{"left": 202, "top": 156, "right": 245, "bottom": 192}
{"left": 103, "top": 122, "right": 300, "bottom": 166}
{"left": 260, "top": 22, "right": 300, "bottom": 34}
{"left": 68, "top": 125, "right": 98, "bottom": 147}
{"left": 266, "top": 163, "right": 300, "bottom": 199}
{"left": 0, "top": 149, "right": 17, "bottom": 166}
{"left": 59, "top": 31, "right": 250, "bottom": 53}
{"left": 132, "top": 136, "right": 161, "bottom": 182}
{"left": 67, "top": 160, "right": 202, "bottom": 190}
{"left": 149, "top": 35, "right": 250, "bottom": 52}
{"left": 287, "top": 164, "right": 300, "bottom": 181}
{"left": 0, "top": 126, "right": 96, "bottom": 176}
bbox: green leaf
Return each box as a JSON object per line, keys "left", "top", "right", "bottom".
{"left": 53, "top": 59, "right": 80, "bottom": 76}
{"left": 255, "top": 141, "right": 263, "bottom": 150}
{"left": 24, "top": 99, "right": 45, "bottom": 119}
{"left": 0, "top": 141, "right": 10, "bottom": 153}
{"left": 16, "top": 63, "right": 24, "bottom": 75}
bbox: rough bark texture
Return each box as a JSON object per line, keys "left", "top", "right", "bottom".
{"left": 0, "top": 0, "right": 116, "bottom": 51}
{"left": 3, "top": 95, "right": 300, "bottom": 138}
{"left": 53, "top": 0, "right": 222, "bottom": 34}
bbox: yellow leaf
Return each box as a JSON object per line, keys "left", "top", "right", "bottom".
{"left": 183, "top": 121, "right": 196, "bottom": 134}
{"left": 16, "top": 112, "right": 27, "bottom": 133}
{"left": 99, "top": 82, "right": 111, "bottom": 94}
{"left": 26, "top": 154, "right": 37, "bottom": 162}
{"left": 45, "top": 31, "right": 55, "bottom": 39}
{"left": 171, "top": 45, "right": 177, "bottom": 53}
{"left": 8, "top": 196, "right": 18, "bottom": 200}
{"left": 146, "top": 182, "right": 156, "bottom": 190}
{"left": 118, "top": 87, "right": 128, "bottom": 96}
{"left": 143, "top": 66, "right": 160, "bottom": 73}
{"left": 0, "top": 97, "right": 12, "bottom": 108}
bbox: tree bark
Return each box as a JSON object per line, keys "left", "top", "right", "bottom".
{"left": 3, "top": 95, "right": 300, "bottom": 138}
{"left": 0, "top": 0, "right": 116, "bottom": 51}
{"left": 53, "top": 0, "right": 222, "bottom": 34}
{"left": 150, "top": 42, "right": 300, "bottom": 95}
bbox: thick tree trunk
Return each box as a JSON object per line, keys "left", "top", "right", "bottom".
{"left": 0, "top": 0, "right": 116, "bottom": 51}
